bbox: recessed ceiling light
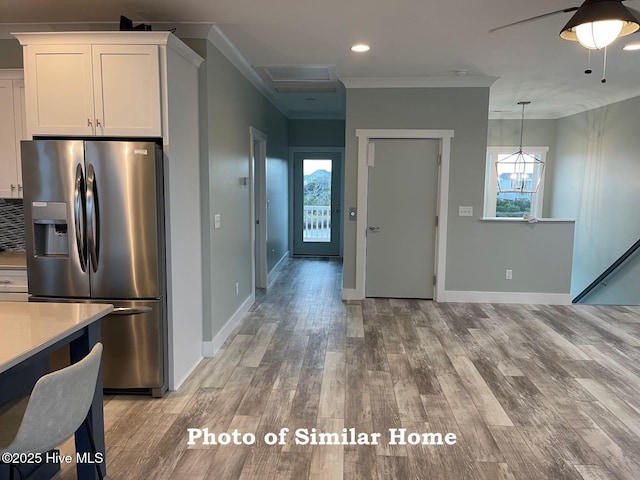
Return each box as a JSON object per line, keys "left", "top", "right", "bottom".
{"left": 623, "top": 41, "right": 640, "bottom": 51}
{"left": 351, "top": 44, "right": 370, "bottom": 53}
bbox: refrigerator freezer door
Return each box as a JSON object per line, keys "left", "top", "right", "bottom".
{"left": 22, "top": 140, "right": 90, "bottom": 298}
{"left": 85, "top": 141, "right": 165, "bottom": 299}
{"left": 100, "top": 298, "right": 166, "bottom": 394}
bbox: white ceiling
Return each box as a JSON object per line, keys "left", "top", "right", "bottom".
{"left": 2, "top": 0, "right": 640, "bottom": 119}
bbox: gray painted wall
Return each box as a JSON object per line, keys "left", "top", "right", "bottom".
{"left": 0, "top": 40, "right": 22, "bottom": 68}
{"left": 551, "top": 95, "right": 640, "bottom": 302}
{"left": 288, "top": 119, "right": 345, "bottom": 147}
{"left": 202, "top": 40, "right": 289, "bottom": 341}
{"left": 487, "top": 119, "right": 558, "bottom": 218}
{"left": 344, "top": 88, "right": 573, "bottom": 295}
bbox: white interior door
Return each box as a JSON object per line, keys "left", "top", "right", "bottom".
{"left": 365, "top": 139, "right": 439, "bottom": 299}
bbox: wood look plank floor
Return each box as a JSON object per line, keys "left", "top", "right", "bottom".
{"left": 54, "top": 258, "right": 640, "bottom": 479}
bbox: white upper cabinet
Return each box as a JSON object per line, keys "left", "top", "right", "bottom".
{"left": 0, "top": 71, "right": 27, "bottom": 198}
{"left": 92, "top": 45, "right": 161, "bottom": 137}
{"left": 14, "top": 33, "right": 175, "bottom": 139}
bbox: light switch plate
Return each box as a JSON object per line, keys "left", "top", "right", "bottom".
{"left": 214, "top": 214, "right": 221, "bottom": 229}
{"left": 459, "top": 206, "right": 473, "bottom": 217}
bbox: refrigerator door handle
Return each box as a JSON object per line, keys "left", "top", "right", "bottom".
{"left": 86, "top": 163, "right": 99, "bottom": 273}
{"left": 111, "top": 306, "right": 153, "bottom": 315}
{"left": 74, "top": 163, "right": 87, "bottom": 272}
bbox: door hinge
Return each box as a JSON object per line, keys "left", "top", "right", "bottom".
{"left": 433, "top": 274, "right": 437, "bottom": 285}
{"left": 438, "top": 154, "right": 442, "bottom": 166}
{"left": 435, "top": 215, "right": 439, "bottom": 227}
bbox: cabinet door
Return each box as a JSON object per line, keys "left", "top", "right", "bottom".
{"left": 24, "top": 44, "right": 95, "bottom": 136}
{"left": 0, "top": 79, "right": 19, "bottom": 198}
{"left": 92, "top": 45, "right": 162, "bottom": 137}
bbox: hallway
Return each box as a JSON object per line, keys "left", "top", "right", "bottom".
{"left": 58, "top": 257, "right": 640, "bottom": 479}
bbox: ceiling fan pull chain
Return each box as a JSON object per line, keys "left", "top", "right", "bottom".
{"left": 585, "top": 49, "right": 592, "bottom": 75}
{"left": 602, "top": 46, "right": 607, "bottom": 84}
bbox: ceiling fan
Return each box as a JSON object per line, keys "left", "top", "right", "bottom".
{"left": 490, "top": 0, "right": 640, "bottom": 50}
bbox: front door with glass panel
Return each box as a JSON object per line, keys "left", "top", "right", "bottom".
{"left": 293, "top": 152, "right": 342, "bottom": 256}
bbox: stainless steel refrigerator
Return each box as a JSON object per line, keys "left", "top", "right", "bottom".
{"left": 22, "top": 139, "right": 168, "bottom": 397}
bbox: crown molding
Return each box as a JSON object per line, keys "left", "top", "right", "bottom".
{"left": 0, "top": 22, "right": 214, "bottom": 41}
{"left": 206, "top": 25, "right": 289, "bottom": 117}
{"left": 341, "top": 75, "right": 499, "bottom": 89}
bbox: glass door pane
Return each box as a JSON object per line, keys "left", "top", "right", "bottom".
{"left": 293, "top": 151, "right": 342, "bottom": 256}
{"left": 303, "top": 159, "right": 332, "bottom": 243}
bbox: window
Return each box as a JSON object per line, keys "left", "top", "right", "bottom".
{"left": 484, "top": 146, "right": 548, "bottom": 218}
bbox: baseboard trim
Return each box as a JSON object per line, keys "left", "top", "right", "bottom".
{"left": 438, "top": 290, "right": 572, "bottom": 304}
{"left": 342, "top": 288, "right": 363, "bottom": 301}
{"left": 267, "top": 251, "right": 289, "bottom": 286}
{"left": 202, "top": 293, "right": 256, "bottom": 357}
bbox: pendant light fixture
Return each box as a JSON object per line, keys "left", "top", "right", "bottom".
{"left": 496, "top": 102, "right": 545, "bottom": 194}
{"left": 560, "top": 0, "right": 640, "bottom": 50}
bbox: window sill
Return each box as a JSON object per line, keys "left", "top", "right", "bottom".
{"left": 480, "top": 217, "right": 576, "bottom": 223}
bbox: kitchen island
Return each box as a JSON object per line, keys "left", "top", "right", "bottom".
{"left": 0, "top": 301, "right": 113, "bottom": 480}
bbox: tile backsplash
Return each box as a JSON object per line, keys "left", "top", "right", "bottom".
{"left": 0, "top": 200, "right": 26, "bottom": 251}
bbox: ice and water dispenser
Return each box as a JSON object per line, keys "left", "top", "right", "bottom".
{"left": 31, "top": 202, "right": 69, "bottom": 257}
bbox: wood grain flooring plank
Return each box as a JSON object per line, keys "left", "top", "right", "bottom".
{"left": 318, "top": 351, "right": 346, "bottom": 419}
{"left": 449, "top": 355, "right": 514, "bottom": 427}
{"left": 363, "top": 323, "right": 389, "bottom": 372}
{"left": 476, "top": 462, "right": 517, "bottom": 480}
{"left": 387, "top": 353, "right": 429, "bottom": 423}
{"left": 415, "top": 326, "right": 457, "bottom": 374}
{"left": 577, "top": 427, "right": 640, "bottom": 480}
{"left": 273, "top": 334, "right": 310, "bottom": 391}
{"left": 467, "top": 328, "right": 523, "bottom": 377}
{"left": 240, "top": 322, "right": 278, "bottom": 368}
{"left": 577, "top": 378, "right": 640, "bottom": 436}
{"left": 346, "top": 304, "right": 365, "bottom": 338}
{"left": 275, "top": 452, "right": 312, "bottom": 479}
{"left": 308, "top": 418, "right": 344, "bottom": 480}
{"left": 281, "top": 367, "right": 323, "bottom": 454}
{"left": 342, "top": 337, "right": 377, "bottom": 480}
{"left": 438, "top": 373, "right": 503, "bottom": 462}
{"left": 488, "top": 426, "right": 552, "bottom": 480}
{"left": 203, "top": 415, "right": 261, "bottom": 480}
{"left": 368, "top": 370, "right": 407, "bottom": 457}
{"left": 419, "top": 395, "right": 485, "bottom": 480}
{"left": 203, "top": 335, "right": 255, "bottom": 388}
{"left": 380, "top": 315, "right": 406, "bottom": 354}
{"left": 301, "top": 325, "right": 328, "bottom": 370}
{"left": 574, "top": 464, "right": 618, "bottom": 480}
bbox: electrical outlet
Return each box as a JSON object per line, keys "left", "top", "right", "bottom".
{"left": 458, "top": 206, "right": 473, "bottom": 217}
{"left": 505, "top": 269, "right": 513, "bottom": 280}
{"left": 235, "top": 282, "right": 239, "bottom": 295}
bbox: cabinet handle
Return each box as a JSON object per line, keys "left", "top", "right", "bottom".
{"left": 0, "top": 280, "right": 12, "bottom": 285}
{"left": 87, "top": 119, "right": 93, "bottom": 127}
{"left": 10, "top": 184, "right": 16, "bottom": 191}
{"left": 18, "top": 184, "right": 23, "bottom": 191}
{"left": 96, "top": 118, "right": 102, "bottom": 127}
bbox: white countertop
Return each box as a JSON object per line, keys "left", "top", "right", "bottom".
{"left": 0, "top": 302, "right": 113, "bottom": 373}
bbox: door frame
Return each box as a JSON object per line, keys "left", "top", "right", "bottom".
{"left": 289, "top": 147, "right": 345, "bottom": 258}
{"left": 250, "top": 127, "right": 268, "bottom": 290}
{"left": 350, "top": 129, "right": 454, "bottom": 301}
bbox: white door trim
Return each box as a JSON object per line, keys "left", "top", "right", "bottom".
{"left": 350, "top": 129, "right": 454, "bottom": 301}
{"left": 250, "top": 126, "right": 268, "bottom": 291}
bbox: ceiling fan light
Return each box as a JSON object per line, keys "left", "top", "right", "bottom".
{"left": 560, "top": 0, "right": 640, "bottom": 48}
{"left": 576, "top": 20, "right": 624, "bottom": 49}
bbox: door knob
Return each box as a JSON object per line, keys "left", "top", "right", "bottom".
{"left": 368, "top": 225, "right": 381, "bottom": 231}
